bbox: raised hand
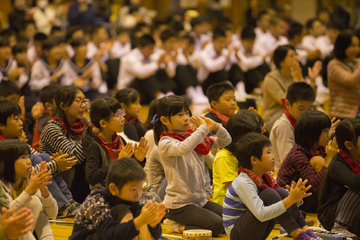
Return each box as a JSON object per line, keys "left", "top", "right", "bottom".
{"left": 18, "top": 96, "right": 25, "bottom": 117}
{"left": 325, "top": 137, "right": 338, "bottom": 163}
{"left": 31, "top": 102, "right": 44, "bottom": 120}
{"left": 136, "top": 201, "right": 159, "bottom": 227}
{"left": 290, "top": 60, "right": 303, "bottom": 82}
{"left": 134, "top": 137, "right": 149, "bottom": 162}
{"left": 190, "top": 116, "right": 206, "bottom": 128}
{"left": 53, "top": 150, "right": 77, "bottom": 171}
{"left": 288, "top": 178, "right": 312, "bottom": 203}
{"left": 308, "top": 60, "right": 322, "bottom": 81}
{"left": 26, "top": 161, "right": 52, "bottom": 196}
{"left": 329, "top": 117, "right": 341, "bottom": 135}
{"left": 19, "top": 130, "right": 28, "bottom": 143}
{"left": 1, "top": 207, "right": 34, "bottom": 239}
{"left": 199, "top": 116, "right": 219, "bottom": 133}
{"left": 149, "top": 203, "right": 167, "bottom": 228}
{"left": 118, "top": 143, "right": 134, "bottom": 159}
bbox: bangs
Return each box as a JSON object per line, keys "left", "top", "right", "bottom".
{"left": 167, "top": 97, "right": 190, "bottom": 117}
{"left": 106, "top": 98, "right": 122, "bottom": 114}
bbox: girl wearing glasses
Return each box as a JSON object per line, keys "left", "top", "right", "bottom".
{"left": 82, "top": 97, "right": 149, "bottom": 192}
{"left": 40, "top": 86, "right": 90, "bottom": 203}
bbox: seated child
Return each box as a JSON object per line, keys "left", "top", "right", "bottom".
{"left": 213, "top": 110, "right": 262, "bottom": 205}
{"left": 277, "top": 110, "right": 338, "bottom": 213}
{"left": 0, "top": 140, "right": 58, "bottom": 240}
{"left": 32, "top": 85, "right": 60, "bottom": 151}
{"left": 270, "top": 82, "right": 315, "bottom": 173}
{"left": 223, "top": 132, "right": 318, "bottom": 240}
{"left": 205, "top": 82, "right": 237, "bottom": 126}
{"left": 12, "top": 44, "right": 31, "bottom": 94}
{"left": 115, "top": 88, "right": 147, "bottom": 142}
{"left": 318, "top": 119, "right": 360, "bottom": 237}
{"left": 154, "top": 95, "right": 231, "bottom": 236}
{"left": 83, "top": 97, "right": 148, "bottom": 192}
{"left": 70, "top": 158, "right": 165, "bottom": 240}
{"left": 0, "top": 37, "right": 19, "bottom": 82}
{"left": 110, "top": 27, "right": 131, "bottom": 59}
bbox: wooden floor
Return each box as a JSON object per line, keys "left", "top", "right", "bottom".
{"left": 51, "top": 214, "right": 318, "bottom": 240}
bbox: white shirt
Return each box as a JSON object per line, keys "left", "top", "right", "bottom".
{"left": 176, "top": 48, "right": 197, "bottom": 67}
{"left": 189, "top": 31, "right": 211, "bottom": 51}
{"left": 231, "top": 40, "right": 264, "bottom": 72}
{"left": 32, "top": 6, "right": 56, "bottom": 35}
{"left": 86, "top": 42, "right": 109, "bottom": 63}
{"left": 301, "top": 35, "right": 318, "bottom": 51}
{"left": 66, "top": 45, "right": 75, "bottom": 59}
{"left": 197, "top": 43, "right": 230, "bottom": 82}
{"left": 315, "top": 35, "right": 333, "bottom": 59}
{"left": 110, "top": 41, "right": 131, "bottom": 59}
{"left": 151, "top": 48, "right": 176, "bottom": 78}
{"left": 117, "top": 48, "right": 159, "bottom": 90}
{"left": 0, "top": 58, "right": 17, "bottom": 82}
{"left": 254, "top": 27, "right": 270, "bottom": 40}
{"left": 27, "top": 45, "right": 37, "bottom": 64}
{"left": 255, "top": 32, "right": 289, "bottom": 58}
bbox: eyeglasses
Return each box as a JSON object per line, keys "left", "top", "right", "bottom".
{"left": 73, "top": 98, "right": 90, "bottom": 105}
{"left": 111, "top": 110, "right": 126, "bottom": 118}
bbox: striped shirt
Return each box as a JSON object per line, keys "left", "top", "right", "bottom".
{"left": 277, "top": 144, "right": 326, "bottom": 193}
{"left": 40, "top": 119, "right": 85, "bottom": 188}
{"left": 223, "top": 172, "right": 286, "bottom": 236}
{"left": 29, "top": 144, "right": 58, "bottom": 174}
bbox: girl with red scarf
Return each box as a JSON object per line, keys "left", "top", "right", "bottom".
{"left": 319, "top": 119, "right": 360, "bottom": 237}
{"left": 82, "top": 97, "right": 148, "bottom": 192}
{"left": 153, "top": 95, "right": 231, "bottom": 237}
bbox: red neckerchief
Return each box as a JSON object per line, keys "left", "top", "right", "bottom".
{"left": 310, "top": 146, "right": 327, "bottom": 158}
{"left": 160, "top": 128, "right": 214, "bottom": 155}
{"left": 42, "top": 109, "right": 52, "bottom": 116}
{"left": 209, "top": 109, "right": 230, "bottom": 126}
{"left": 281, "top": 99, "right": 297, "bottom": 128}
{"left": 125, "top": 117, "right": 142, "bottom": 124}
{"left": 97, "top": 133, "right": 124, "bottom": 162}
{"left": 238, "top": 168, "right": 281, "bottom": 192}
{"left": 339, "top": 149, "right": 360, "bottom": 174}
{"left": 0, "top": 135, "right": 17, "bottom": 140}
{"left": 50, "top": 117, "right": 86, "bottom": 139}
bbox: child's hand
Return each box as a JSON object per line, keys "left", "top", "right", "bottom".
{"left": 134, "top": 137, "right": 149, "bottom": 162}
{"left": 38, "top": 162, "right": 51, "bottom": 198}
{"left": 1, "top": 207, "right": 34, "bottom": 239}
{"left": 149, "top": 203, "right": 167, "bottom": 228}
{"left": 135, "top": 201, "right": 158, "bottom": 228}
{"left": 53, "top": 150, "right": 77, "bottom": 171}
{"left": 325, "top": 137, "right": 338, "bottom": 165}
{"left": 200, "top": 116, "right": 219, "bottom": 133}
{"left": 19, "top": 130, "right": 28, "bottom": 143}
{"left": 81, "top": 68, "right": 93, "bottom": 79}
{"left": 31, "top": 102, "right": 44, "bottom": 120}
{"left": 290, "top": 60, "right": 303, "bottom": 82}
{"left": 329, "top": 117, "right": 341, "bottom": 135}
{"left": 308, "top": 60, "right": 322, "bottom": 81}
{"left": 288, "top": 178, "right": 312, "bottom": 203}
{"left": 26, "top": 162, "right": 52, "bottom": 196}
{"left": 73, "top": 77, "right": 89, "bottom": 88}
{"left": 18, "top": 96, "right": 25, "bottom": 117}
{"left": 190, "top": 116, "right": 206, "bottom": 128}
{"left": 118, "top": 143, "right": 134, "bottom": 159}
{"left": 51, "top": 73, "right": 58, "bottom": 83}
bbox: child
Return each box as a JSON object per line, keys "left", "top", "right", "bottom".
{"left": 83, "top": 97, "right": 148, "bottom": 192}
{"left": 212, "top": 110, "right": 262, "bottom": 205}
{"left": 315, "top": 20, "right": 343, "bottom": 59}
{"left": 318, "top": 119, "right": 360, "bottom": 236}
{"left": 32, "top": 85, "right": 60, "bottom": 151}
{"left": 254, "top": 10, "right": 270, "bottom": 39}
{"left": 223, "top": 132, "right": 317, "bottom": 240}
{"left": 27, "top": 32, "right": 47, "bottom": 64}
{"left": 0, "top": 139, "right": 58, "bottom": 240}
{"left": 63, "top": 38, "right": 107, "bottom": 100}
{"left": 143, "top": 99, "right": 160, "bottom": 161}
{"left": 277, "top": 110, "right": 338, "bottom": 213}
{"left": 70, "top": 158, "right": 165, "bottom": 240}
{"left": 40, "top": 85, "right": 90, "bottom": 203}
{"left": 110, "top": 27, "right": 131, "bottom": 59}
{"left": 29, "top": 38, "right": 66, "bottom": 93}
{"left": 117, "top": 34, "right": 174, "bottom": 104}
{"left": 270, "top": 82, "right": 316, "bottom": 173}
{"left": 154, "top": 95, "right": 231, "bottom": 236}
{"left": 12, "top": 44, "right": 31, "bottom": 93}
{"left": 115, "top": 88, "right": 147, "bottom": 142}
{"left": 301, "top": 19, "right": 323, "bottom": 52}
{"left": 205, "top": 82, "right": 237, "bottom": 126}
{"left": 0, "top": 37, "right": 20, "bottom": 82}
{"left": 86, "top": 24, "right": 111, "bottom": 64}
{"left": 189, "top": 16, "right": 211, "bottom": 51}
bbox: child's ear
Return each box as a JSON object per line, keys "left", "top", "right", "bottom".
{"left": 285, "top": 100, "right": 291, "bottom": 109}
{"left": 99, "top": 119, "right": 107, "bottom": 128}
{"left": 0, "top": 123, "right": 5, "bottom": 132}
{"left": 250, "top": 156, "right": 258, "bottom": 166}
{"left": 59, "top": 102, "right": 67, "bottom": 111}
{"left": 344, "top": 141, "right": 353, "bottom": 151}
{"left": 44, "top": 102, "right": 52, "bottom": 111}
{"left": 210, "top": 100, "right": 218, "bottom": 109}
{"left": 108, "top": 183, "right": 119, "bottom": 196}
{"left": 120, "top": 103, "right": 126, "bottom": 110}
{"left": 160, "top": 116, "right": 169, "bottom": 125}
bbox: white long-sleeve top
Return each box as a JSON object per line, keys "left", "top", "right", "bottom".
{"left": 0, "top": 58, "right": 17, "bottom": 82}
{"left": 176, "top": 48, "right": 197, "bottom": 67}
{"left": 315, "top": 35, "right": 334, "bottom": 59}
{"left": 231, "top": 41, "right": 264, "bottom": 72}
{"left": 109, "top": 41, "right": 131, "bottom": 59}
{"left": 301, "top": 34, "right": 318, "bottom": 51}
{"left": 29, "top": 58, "right": 67, "bottom": 91}
{"left": 32, "top": 6, "right": 56, "bottom": 35}
{"left": 189, "top": 31, "right": 211, "bottom": 51}
{"left": 197, "top": 43, "right": 230, "bottom": 82}
{"left": 151, "top": 48, "right": 176, "bottom": 78}
{"left": 254, "top": 27, "right": 270, "bottom": 40}
{"left": 86, "top": 42, "right": 109, "bottom": 63}
{"left": 254, "top": 32, "right": 289, "bottom": 58}
{"left": 117, "top": 48, "right": 159, "bottom": 89}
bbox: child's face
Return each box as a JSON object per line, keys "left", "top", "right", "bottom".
{"left": 212, "top": 90, "right": 236, "bottom": 118}
{"left": 213, "top": 37, "right": 227, "bottom": 53}
{"left": 254, "top": 146, "right": 275, "bottom": 173}
{"left": 62, "top": 91, "right": 86, "bottom": 123}
{"left": 75, "top": 45, "right": 88, "bottom": 57}
{"left": 286, "top": 100, "right": 314, "bottom": 120}
{"left": 163, "top": 37, "right": 178, "bottom": 52}
{"left": 25, "top": 24, "right": 36, "bottom": 40}
{"left": 34, "top": 41, "right": 43, "bottom": 57}
{"left": 46, "top": 46, "right": 62, "bottom": 61}
{"left": 123, "top": 98, "right": 141, "bottom": 119}
{"left": 15, "top": 51, "right": 28, "bottom": 65}
{"left": 309, "top": 20, "right": 324, "bottom": 38}
{"left": 117, "top": 32, "right": 130, "bottom": 45}
{"left": 72, "top": 30, "right": 84, "bottom": 40}
{"left": 0, "top": 115, "right": 23, "bottom": 138}
{"left": 117, "top": 180, "right": 143, "bottom": 202}
{"left": 241, "top": 38, "right": 255, "bottom": 52}
{"left": 317, "top": 128, "right": 330, "bottom": 148}
{"left": 96, "top": 28, "right": 109, "bottom": 43}
{"left": 166, "top": 108, "right": 190, "bottom": 132}
{"left": 348, "top": 136, "right": 360, "bottom": 162}
{"left": 15, "top": 154, "right": 32, "bottom": 179}
{"left": 103, "top": 109, "right": 125, "bottom": 133}
{"left": 270, "top": 21, "right": 286, "bottom": 39}
{"left": 0, "top": 46, "right": 11, "bottom": 60}
{"left": 139, "top": 44, "right": 155, "bottom": 58}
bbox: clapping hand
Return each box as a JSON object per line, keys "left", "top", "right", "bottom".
{"left": 134, "top": 137, "right": 149, "bottom": 162}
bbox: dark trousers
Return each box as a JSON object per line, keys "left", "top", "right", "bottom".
{"left": 230, "top": 188, "right": 307, "bottom": 240}
{"left": 70, "top": 160, "right": 90, "bottom": 203}
{"left": 174, "top": 65, "right": 199, "bottom": 95}
{"left": 243, "top": 62, "right": 270, "bottom": 93}
{"left": 201, "top": 64, "right": 245, "bottom": 95}
{"left": 336, "top": 189, "right": 360, "bottom": 235}
{"left": 165, "top": 201, "right": 224, "bottom": 237}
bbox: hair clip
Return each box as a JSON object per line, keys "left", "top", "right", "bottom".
{"left": 151, "top": 114, "right": 159, "bottom": 125}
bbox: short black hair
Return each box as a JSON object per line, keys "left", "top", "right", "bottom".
{"left": 0, "top": 29, "right": 16, "bottom": 39}
{"left": 40, "top": 85, "right": 60, "bottom": 105}
{"left": 137, "top": 34, "right": 155, "bottom": 47}
{"left": 213, "top": 29, "right": 226, "bottom": 40}
{"left": 256, "top": 10, "right": 269, "bottom": 21}
{"left": 65, "top": 25, "right": 84, "bottom": 41}
{"left": 51, "top": 26, "right": 62, "bottom": 35}
{"left": 91, "top": 24, "right": 107, "bottom": 36}
{"left": 336, "top": 118, "right": 360, "bottom": 153}
{"left": 116, "top": 27, "right": 129, "bottom": 36}
{"left": 42, "top": 38, "right": 59, "bottom": 51}
{"left": 326, "top": 20, "right": 344, "bottom": 31}
{"left": 170, "top": 21, "right": 185, "bottom": 34}
{"left": 0, "top": 139, "right": 31, "bottom": 183}
{"left": 317, "top": 7, "right": 329, "bottom": 15}
{"left": 0, "top": 99, "right": 22, "bottom": 126}
{"left": 17, "top": 35, "right": 29, "bottom": 46}
{"left": 241, "top": 26, "right": 256, "bottom": 40}
{"left": 288, "top": 22, "right": 303, "bottom": 40}
{"left": 70, "top": 37, "right": 88, "bottom": 48}
{"left": 333, "top": 30, "right": 356, "bottom": 61}
{"left": 269, "top": 17, "right": 283, "bottom": 27}
{"left": 181, "top": 34, "right": 195, "bottom": 44}
{"left": 160, "top": 29, "right": 177, "bottom": 42}
{"left": 34, "top": 32, "right": 48, "bottom": 42}
{"left": 0, "top": 37, "right": 10, "bottom": 48}
{"left": 114, "top": 88, "right": 140, "bottom": 106}
{"left": 306, "top": 18, "right": 320, "bottom": 30}
{"left": 106, "top": 157, "right": 146, "bottom": 190}
{"left": 273, "top": 44, "right": 295, "bottom": 69}
{"left": 206, "top": 82, "right": 235, "bottom": 106}
{"left": 0, "top": 81, "right": 21, "bottom": 98}
{"left": 234, "top": 133, "right": 271, "bottom": 170}
{"left": 190, "top": 16, "right": 206, "bottom": 29}
{"left": 12, "top": 44, "right": 27, "bottom": 56}
{"left": 295, "top": 110, "right": 331, "bottom": 149}
{"left": 286, "top": 82, "right": 316, "bottom": 105}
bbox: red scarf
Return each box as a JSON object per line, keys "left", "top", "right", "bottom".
{"left": 310, "top": 147, "right": 327, "bottom": 158}
{"left": 50, "top": 117, "right": 86, "bottom": 139}
{"left": 0, "top": 135, "right": 13, "bottom": 140}
{"left": 160, "top": 128, "right": 214, "bottom": 155}
{"left": 281, "top": 99, "right": 297, "bottom": 128}
{"left": 339, "top": 149, "right": 360, "bottom": 174}
{"left": 97, "top": 133, "right": 124, "bottom": 162}
{"left": 238, "top": 168, "right": 281, "bottom": 191}
{"left": 209, "top": 109, "right": 230, "bottom": 126}
{"left": 125, "top": 117, "right": 142, "bottom": 124}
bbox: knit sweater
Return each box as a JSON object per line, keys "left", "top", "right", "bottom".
{"left": 328, "top": 58, "right": 360, "bottom": 119}
{"left": 146, "top": 145, "right": 165, "bottom": 193}
{"left": 158, "top": 125, "right": 231, "bottom": 209}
